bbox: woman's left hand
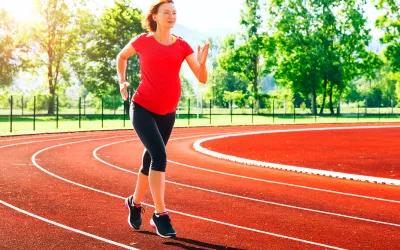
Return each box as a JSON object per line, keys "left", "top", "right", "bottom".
{"left": 197, "top": 43, "right": 210, "bottom": 65}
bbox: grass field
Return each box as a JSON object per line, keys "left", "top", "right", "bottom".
{"left": 1, "top": 113, "right": 399, "bottom": 136}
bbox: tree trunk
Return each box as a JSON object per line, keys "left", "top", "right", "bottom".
{"left": 311, "top": 87, "right": 317, "bottom": 115}
{"left": 47, "top": 65, "right": 55, "bottom": 115}
{"left": 329, "top": 83, "right": 334, "bottom": 114}
{"left": 319, "top": 75, "right": 328, "bottom": 115}
{"left": 253, "top": 57, "right": 259, "bottom": 113}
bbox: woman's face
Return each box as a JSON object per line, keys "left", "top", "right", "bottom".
{"left": 154, "top": 3, "right": 177, "bottom": 30}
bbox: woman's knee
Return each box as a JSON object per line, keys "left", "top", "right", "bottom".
{"left": 150, "top": 151, "right": 167, "bottom": 172}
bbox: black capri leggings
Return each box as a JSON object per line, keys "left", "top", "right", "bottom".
{"left": 130, "top": 102, "right": 176, "bottom": 176}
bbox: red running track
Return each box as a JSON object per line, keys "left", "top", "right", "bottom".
{"left": 201, "top": 125, "right": 400, "bottom": 179}
{"left": 0, "top": 123, "right": 399, "bottom": 249}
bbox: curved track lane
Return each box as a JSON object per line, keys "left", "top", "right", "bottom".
{"left": 1, "top": 124, "right": 399, "bottom": 249}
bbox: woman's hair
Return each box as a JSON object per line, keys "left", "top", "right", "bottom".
{"left": 142, "top": 0, "right": 175, "bottom": 32}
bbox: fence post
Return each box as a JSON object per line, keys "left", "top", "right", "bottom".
{"left": 10, "top": 96, "right": 13, "bottom": 133}
{"left": 56, "top": 95, "right": 59, "bottom": 129}
{"left": 101, "top": 98, "right": 104, "bottom": 128}
{"left": 188, "top": 98, "right": 191, "bottom": 126}
{"left": 378, "top": 100, "right": 381, "bottom": 121}
{"left": 209, "top": 99, "right": 212, "bottom": 125}
{"left": 79, "top": 97, "right": 82, "bottom": 129}
{"left": 293, "top": 102, "right": 296, "bottom": 123}
{"left": 272, "top": 99, "right": 275, "bottom": 124}
{"left": 33, "top": 96, "right": 36, "bottom": 131}
{"left": 84, "top": 97, "right": 86, "bottom": 115}
{"left": 113, "top": 95, "right": 116, "bottom": 116}
{"left": 230, "top": 99, "right": 233, "bottom": 124}
{"left": 314, "top": 106, "right": 317, "bottom": 123}
{"left": 357, "top": 103, "right": 360, "bottom": 121}
{"left": 21, "top": 96, "right": 24, "bottom": 115}
{"left": 252, "top": 100, "right": 254, "bottom": 124}
{"left": 391, "top": 98, "right": 394, "bottom": 115}
{"left": 336, "top": 104, "right": 339, "bottom": 122}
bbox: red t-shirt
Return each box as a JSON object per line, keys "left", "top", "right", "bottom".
{"left": 131, "top": 33, "right": 194, "bottom": 115}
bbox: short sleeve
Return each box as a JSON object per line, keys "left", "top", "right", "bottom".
{"left": 131, "top": 33, "right": 147, "bottom": 53}
{"left": 180, "top": 39, "right": 194, "bottom": 58}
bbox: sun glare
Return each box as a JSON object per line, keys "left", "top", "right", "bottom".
{"left": 0, "top": 0, "right": 38, "bottom": 22}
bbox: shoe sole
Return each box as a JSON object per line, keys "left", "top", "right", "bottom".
{"left": 125, "top": 198, "right": 140, "bottom": 230}
{"left": 150, "top": 218, "right": 177, "bottom": 238}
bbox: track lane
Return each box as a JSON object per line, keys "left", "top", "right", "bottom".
{"left": 30, "top": 129, "right": 400, "bottom": 248}
{"left": 1, "top": 124, "right": 399, "bottom": 249}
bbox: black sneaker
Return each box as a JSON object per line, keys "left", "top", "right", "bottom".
{"left": 150, "top": 212, "right": 177, "bottom": 238}
{"left": 125, "top": 196, "right": 144, "bottom": 230}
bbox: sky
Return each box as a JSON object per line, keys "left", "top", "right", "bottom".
{"left": 0, "top": 0, "right": 244, "bottom": 34}
{"left": 0, "top": 0, "right": 384, "bottom": 37}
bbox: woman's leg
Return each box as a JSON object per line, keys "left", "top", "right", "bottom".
{"left": 132, "top": 150, "right": 151, "bottom": 204}
{"left": 149, "top": 111, "right": 176, "bottom": 213}
{"left": 130, "top": 103, "right": 175, "bottom": 213}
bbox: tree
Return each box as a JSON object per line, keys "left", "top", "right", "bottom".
{"left": 376, "top": 0, "right": 400, "bottom": 73}
{"left": 0, "top": 9, "right": 29, "bottom": 88}
{"left": 205, "top": 67, "right": 248, "bottom": 107}
{"left": 270, "top": 0, "right": 373, "bottom": 115}
{"left": 218, "top": 0, "right": 275, "bottom": 111}
{"left": 73, "top": 0, "right": 145, "bottom": 99}
{"left": 29, "top": 0, "right": 87, "bottom": 114}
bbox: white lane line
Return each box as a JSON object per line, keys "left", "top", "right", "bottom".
{"left": 193, "top": 125, "right": 400, "bottom": 186}
{"left": 0, "top": 200, "right": 139, "bottom": 250}
{"left": 0, "top": 136, "right": 89, "bottom": 149}
{"left": 94, "top": 142, "right": 400, "bottom": 228}
{"left": 94, "top": 134, "right": 400, "bottom": 204}
{"left": 168, "top": 160, "right": 400, "bottom": 204}
{"left": 31, "top": 138, "right": 344, "bottom": 250}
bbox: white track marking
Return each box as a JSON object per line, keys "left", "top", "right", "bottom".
{"left": 0, "top": 200, "right": 139, "bottom": 250}
{"left": 168, "top": 160, "right": 400, "bottom": 204}
{"left": 94, "top": 143, "right": 400, "bottom": 228}
{"left": 0, "top": 136, "right": 90, "bottom": 149}
{"left": 193, "top": 126, "right": 400, "bottom": 186}
{"left": 30, "top": 139, "right": 344, "bottom": 249}
{"left": 94, "top": 134, "right": 400, "bottom": 204}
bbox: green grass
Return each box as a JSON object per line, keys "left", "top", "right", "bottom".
{"left": 1, "top": 113, "right": 399, "bottom": 136}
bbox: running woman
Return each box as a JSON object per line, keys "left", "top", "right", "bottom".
{"left": 116, "top": 0, "right": 209, "bottom": 238}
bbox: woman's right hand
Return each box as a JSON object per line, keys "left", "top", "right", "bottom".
{"left": 120, "top": 82, "right": 130, "bottom": 101}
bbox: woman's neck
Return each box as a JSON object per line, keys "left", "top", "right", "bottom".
{"left": 153, "top": 28, "right": 173, "bottom": 45}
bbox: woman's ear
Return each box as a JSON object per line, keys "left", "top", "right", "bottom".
{"left": 152, "top": 14, "right": 157, "bottom": 21}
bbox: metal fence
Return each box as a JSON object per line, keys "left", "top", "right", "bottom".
{"left": 1, "top": 94, "right": 399, "bottom": 133}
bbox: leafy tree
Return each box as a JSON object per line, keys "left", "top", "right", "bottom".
{"left": 28, "top": 0, "right": 89, "bottom": 114}
{"left": 179, "top": 74, "right": 194, "bottom": 103}
{"left": 270, "top": 0, "right": 373, "bottom": 115}
{"left": 376, "top": 0, "right": 400, "bottom": 73}
{"left": 218, "top": 0, "right": 275, "bottom": 111}
{"left": 205, "top": 67, "right": 248, "bottom": 108}
{"left": 0, "top": 9, "right": 29, "bottom": 88}
{"left": 73, "top": 0, "right": 145, "bottom": 99}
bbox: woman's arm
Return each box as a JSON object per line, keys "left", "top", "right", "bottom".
{"left": 186, "top": 44, "right": 210, "bottom": 84}
{"left": 116, "top": 38, "right": 137, "bottom": 100}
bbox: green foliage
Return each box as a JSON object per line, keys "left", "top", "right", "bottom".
{"left": 376, "top": 0, "right": 400, "bottom": 73}
{"left": 205, "top": 67, "right": 248, "bottom": 108}
{"left": 269, "top": 0, "right": 373, "bottom": 114}
{"left": 179, "top": 75, "right": 195, "bottom": 103}
{"left": 0, "top": 9, "right": 29, "bottom": 88}
{"left": 72, "top": 0, "right": 145, "bottom": 98}
{"left": 217, "top": 0, "right": 275, "bottom": 111}
{"left": 223, "top": 90, "right": 246, "bottom": 108}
